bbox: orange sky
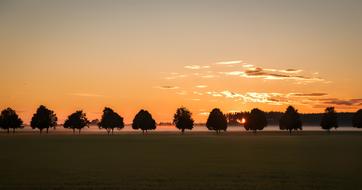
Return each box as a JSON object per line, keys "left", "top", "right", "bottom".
{"left": 0, "top": 0, "right": 361, "bottom": 123}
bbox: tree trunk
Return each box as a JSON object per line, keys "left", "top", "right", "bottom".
{"left": 46, "top": 128, "right": 49, "bottom": 133}
{"left": 142, "top": 130, "right": 144, "bottom": 135}
{"left": 79, "top": 129, "right": 81, "bottom": 134}
{"left": 289, "top": 129, "right": 292, "bottom": 135}
{"left": 112, "top": 128, "right": 114, "bottom": 135}
{"left": 40, "top": 128, "right": 43, "bottom": 134}
{"left": 7, "top": 128, "right": 9, "bottom": 133}
{"left": 107, "top": 129, "right": 110, "bottom": 135}
{"left": 181, "top": 128, "right": 185, "bottom": 134}
{"left": 73, "top": 128, "right": 75, "bottom": 134}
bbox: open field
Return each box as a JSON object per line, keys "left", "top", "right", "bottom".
{"left": 0, "top": 131, "right": 362, "bottom": 190}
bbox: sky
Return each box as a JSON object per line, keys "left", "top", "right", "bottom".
{"left": 0, "top": 0, "right": 362, "bottom": 123}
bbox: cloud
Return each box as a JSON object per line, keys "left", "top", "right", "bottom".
{"left": 184, "top": 65, "right": 210, "bottom": 70}
{"left": 282, "top": 69, "right": 303, "bottom": 73}
{"left": 215, "top": 60, "right": 242, "bottom": 65}
{"left": 223, "top": 67, "right": 324, "bottom": 82}
{"left": 193, "top": 91, "right": 204, "bottom": 96}
{"left": 206, "top": 91, "right": 223, "bottom": 97}
{"left": 195, "top": 85, "right": 208, "bottom": 88}
{"left": 190, "top": 98, "right": 201, "bottom": 101}
{"left": 68, "top": 93, "right": 105, "bottom": 98}
{"left": 201, "top": 75, "right": 217, "bottom": 78}
{"left": 321, "top": 98, "right": 362, "bottom": 106}
{"left": 176, "top": 90, "right": 187, "bottom": 95}
{"left": 264, "top": 68, "right": 303, "bottom": 74}
{"left": 242, "top": 64, "right": 254, "bottom": 68}
{"left": 220, "top": 91, "right": 244, "bottom": 99}
{"left": 204, "top": 90, "right": 340, "bottom": 106}
{"left": 206, "top": 90, "right": 285, "bottom": 105}
{"left": 156, "top": 86, "right": 180, "bottom": 90}
{"left": 164, "top": 74, "right": 187, "bottom": 80}
{"left": 290, "top": 93, "right": 328, "bottom": 97}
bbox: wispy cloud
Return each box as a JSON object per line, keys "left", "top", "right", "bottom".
{"left": 203, "top": 90, "right": 334, "bottom": 106}
{"left": 195, "top": 85, "right": 208, "bottom": 88}
{"left": 164, "top": 73, "right": 187, "bottom": 80}
{"left": 184, "top": 65, "right": 210, "bottom": 70}
{"left": 289, "top": 93, "right": 328, "bottom": 97}
{"left": 201, "top": 75, "right": 217, "bottom": 78}
{"left": 223, "top": 67, "right": 324, "bottom": 82}
{"left": 155, "top": 86, "right": 180, "bottom": 90}
{"left": 193, "top": 91, "right": 204, "bottom": 96}
{"left": 320, "top": 98, "right": 362, "bottom": 106}
{"left": 190, "top": 98, "right": 201, "bottom": 101}
{"left": 176, "top": 90, "right": 187, "bottom": 95}
{"left": 242, "top": 64, "right": 254, "bottom": 68}
{"left": 215, "top": 60, "right": 242, "bottom": 65}
{"left": 264, "top": 68, "right": 303, "bottom": 74}
{"left": 206, "top": 91, "right": 223, "bottom": 97}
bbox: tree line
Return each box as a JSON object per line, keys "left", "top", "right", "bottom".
{"left": 0, "top": 105, "right": 362, "bottom": 134}
{"left": 226, "top": 111, "right": 355, "bottom": 127}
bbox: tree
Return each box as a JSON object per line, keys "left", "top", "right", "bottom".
{"left": 63, "top": 110, "right": 89, "bottom": 134}
{"left": 30, "top": 105, "right": 57, "bottom": 133}
{"left": 320, "top": 107, "right": 338, "bottom": 133}
{"left": 244, "top": 108, "right": 267, "bottom": 133}
{"left": 206, "top": 108, "right": 227, "bottom": 134}
{"left": 279, "top": 106, "right": 302, "bottom": 135}
{"left": 98, "top": 107, "right": 125, "bottom": 135}
{"left": 173, "top": 107, "right": 194, "bottom": 133}
{"left": 352, "top": 109, "right": 362, "bottom": 128}
{"left": 0, "top": 108, "right": 23, "bottom": 133}
{"left": 132, "top": 109, "right": 156, "bottom": 134}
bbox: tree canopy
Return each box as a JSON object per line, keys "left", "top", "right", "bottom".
{"left": 320, "top": 107, "right": 338, "bottom": 132}
{"left": 206, "top": 108, "right": 227, "bottom": 133}
{"left": 173, "top": 107, "right": 194, "bottom": 133}
{"left": 132, "top": 109, "right": 156, "bottom": 133}
{"left": 30, "top": 105, "right": 58, "bottom": 133}
{"left": 244, "top": 108, "right": 267, "bottom": 132}
{"left": 279, "top": 106, "right": 302, "bottom": 134}
{"left": 352, "top": 109, "right": 362, "bottom": 128}
{"left": 98, "top": 107, "right": 125, "bottom": 134}
{"left": 63, "top": 110, "right": 89, "bottom": 134}
{"left": 0, "top": 108, "right": 23, "bottom": 133}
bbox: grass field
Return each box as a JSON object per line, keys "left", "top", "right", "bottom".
{"left": 0, "top": 131, "right": 361, "bottom": 190}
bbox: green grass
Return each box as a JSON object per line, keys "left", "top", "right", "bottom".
{"left": 0, "top": 132, "right": 362, "bottom": 190}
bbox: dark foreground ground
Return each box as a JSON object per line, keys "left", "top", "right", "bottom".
{"left": 0, "top": 131, "right": 361, "bottom": 190}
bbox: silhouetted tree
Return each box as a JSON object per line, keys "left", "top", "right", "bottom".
{"left": 63, "top": 110, "right": 89, "bottom": 134}
{"left": 206, "top": 108, "right": 227, "bottom": 134}
{"left": 244, "top": 108, "right": 267, "bottom": 133}
{"left": 132, "top": 109, "right": 156, "bottom": 134}
{"left": 173, "top": 107, "right": 194, "bottom": 133}
{"left": 320, "top": 107, "right": 338, "bottom": 133}
{"left": 279, "top": 106, "right": 302, "bottom": 135}
{"left": 30, "top": 105, "right": 57, "bottom": 133}
{"left": 0, "top": 108, "right": 23, "bottom": 133}
{"left": 98, "top": 107, "right": 124, "bottom": 135}
{"left": 352, "top": 109, "right": 362, "bottom": 128}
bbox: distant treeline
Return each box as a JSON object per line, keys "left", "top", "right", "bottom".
{"left": 226, "top": 112, "right": 355, "bottom": 126}
{"left": 1, "top": 105, "right": 362, "bottom": 134}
